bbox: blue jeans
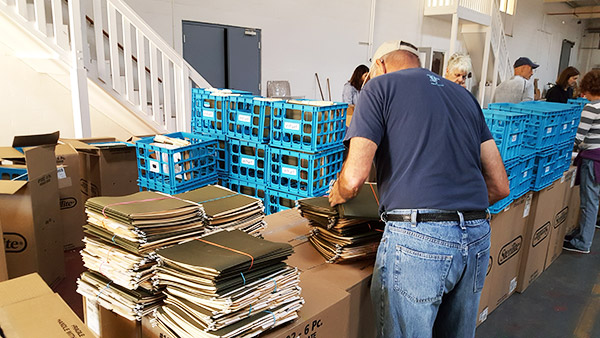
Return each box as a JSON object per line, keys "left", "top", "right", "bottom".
{"left": 371, "top": 209, "right": 491, "bottom": 338}
{"left": 570, "top": 158, "right": 600, "bottom": 251}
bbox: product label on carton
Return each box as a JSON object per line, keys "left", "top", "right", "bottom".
{"left": 85, "top": 299, "right": 101, "bottom": 336}
{"left": 523, "top": 194, "right": 532, "bottom": 218}
{"left": 58, "top": 318, "right": 88, "bottom": 338}
{"left": 284, "top": 122, "right": 301, "bottom": 131}
{"left": 555, "top": 207, "right": 568, "bottom": 226}
{"left": 241, "top": 157, "right": 256, "bottom": 167}
{"left": 37, "top": 173, "right": 52, "bottom": 187}
{"left": 57, "top": 167, "right": 67, "bottom": 179}
{"left": 203, "top": 110, "right": 215, "bottom": 118}
{"left": 282, "top": 166, "right": 298, "bottom": 177}
{"left": 60, "top": 197, "right": 78, "bottom": 210}
{"left": 238, "top": 113, "right": 252, "bottom": 123}
{"left": 509, "top": 277, "right": 517, "bottom": 293}
{"left": 4, "top": 232, "right": 27, "bottom": 253}
{"left": 479, "top": 308, "right": 489, "bottom": 323}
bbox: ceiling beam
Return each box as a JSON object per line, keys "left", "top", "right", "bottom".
{"left": 547, "top": 5, "right": 600, "bottom": 18}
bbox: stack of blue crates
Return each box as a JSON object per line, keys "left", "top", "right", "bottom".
{"left": 135, "top": 132, "right": 219, "bottom": 194}
{"left": 191, "top": 88, "right": 348, "bottom": 214}
{"left": 485, "top": 101, "right": 581, "bottom": 213}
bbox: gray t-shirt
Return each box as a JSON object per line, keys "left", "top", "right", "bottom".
{"left": 492, "top": 75, "right": 534, "bottom": 103}
{"left": 345, "top": 68, "right": 492, "bottom": 212}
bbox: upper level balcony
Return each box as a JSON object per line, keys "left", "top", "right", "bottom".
{"left": 424, "top": 0, "right": 493, "bottom": 26}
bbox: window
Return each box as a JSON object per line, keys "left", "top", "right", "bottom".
{"left": 499, "top": 0, "right": 516, "bottom": 15}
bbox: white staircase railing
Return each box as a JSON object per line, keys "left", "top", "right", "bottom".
{"left": 0, "top": 0, "right": 210, "bottom": 135}
{"left": 490, "top": 0, "right": 511, "bottom": 82}
{"left": 425, "top": 0, "right": 491, "bottom": 16}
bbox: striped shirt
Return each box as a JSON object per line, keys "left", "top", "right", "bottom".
{"left": 576, "top": 100, "right": 600, "bottom": 150}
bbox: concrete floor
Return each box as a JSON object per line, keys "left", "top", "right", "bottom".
{"left": 476, "top": 229, "right": 600, "bottom": 338}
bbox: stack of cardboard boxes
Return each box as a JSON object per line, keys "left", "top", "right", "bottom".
{"left": 477, "top": 166, "right": 579, "bottom": 325}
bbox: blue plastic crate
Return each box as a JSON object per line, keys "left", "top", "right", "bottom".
{"left": 488, "top": 158, "right": 519, "bottom": 214}
{"left": 483, "top": 109, "right": 526, "bottom": 161}
{"left": 531, "top": 147, "right": 562, "bottom": 191}
{"left": 0, "top": 167, "right": 28, "bottom": 181}
{"left": 228, "top": 139, "right": 268, "bottom": 185}
{"left": 268, "top": 146, "right": 344, "bottom": 197}
{"left": 266, "top": 189, "right": 302, "bottom": 215}
{"left": 270, "top": 100, "right": 347, "bottom": 153}
{"left": 512, "top": 154, "right": 535, "bottom": 200}
{"left": 139, "top": 175, "right": 218, "bottom": 195}
{"left": 200, "top": 133, "right": 228, "bottom": 176}
{"left": 516, "top": 101, "right": 581, "bottom": 145}
{"left": 192, "top": 88, "right": 253, "bottom": 135}
{"left": 567, "top": 97, "right": 589, "bottom": 107}
{"left": 555, "top": 142, "right": 573, "bottom": 174}
{"left": 135, "top": 132, "right": 218, "bottom": 194}
{"left": 227, "top": 96, "right": 281, "bottom": 143}
{"left": 488, "top": 102, "right": 566, "bottom": 153}
{"left": 227, "top": 178, "right": 268, "bottom": 202}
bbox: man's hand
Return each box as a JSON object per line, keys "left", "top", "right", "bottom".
{"left": 328, "top": 180, "right": 347, "bottom": 207}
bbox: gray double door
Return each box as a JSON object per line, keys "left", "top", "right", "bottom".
{"left": 183, "top": 21, "right": 261, "bottom": 95}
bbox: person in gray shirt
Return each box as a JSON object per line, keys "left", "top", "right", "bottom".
{"left": 492, "top": 57, "right": 539, "bottom": 103}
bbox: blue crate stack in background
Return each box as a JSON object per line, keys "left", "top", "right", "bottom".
{"left": 186, "top": 88, "right": 347, "bottom": 214}
{"left": 484, "top": 100, "right": 583, "bottom": 213}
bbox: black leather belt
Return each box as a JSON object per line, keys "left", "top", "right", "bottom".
{"left": 384, "top": 210, "right": 488, "bottom": 222}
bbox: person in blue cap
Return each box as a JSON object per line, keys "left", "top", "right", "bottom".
{"left": 492, "top": 57, "right": 539, "bottom": 103}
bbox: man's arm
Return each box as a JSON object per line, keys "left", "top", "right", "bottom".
{"left": 481, "top": 139, "right": 510, "bottom": 205}
{"left": 329, "top": 137, "right": 377, "bottom": 207}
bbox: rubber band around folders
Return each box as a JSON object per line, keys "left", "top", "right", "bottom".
{"left": 369, "top": 183, "right": 379, "bottom": 206}
{"left": 96, "top": 281, "right": 112, "bottom": 302}
{"left": 101, "top": 196, "right": 177, "bottom": 218}
{"left": 270, "top": 278, "right": 277, "bottom": 293}
{"left": 240, "top": 272, "right": 246, "bottom": 286}
{"left": 196, "top": 238, "right": 255, "bottom": 270}
{"left": 195, "top": 193, "right": 241, "bottom": 205}
{"left": 111, "top": 234, "right": 117, "bottom": 244}
{"left": 248, "top": 304, "right": 252, "bottom": 317}
{"left": 264, "top": 311, "right": 277, "bottom": 327}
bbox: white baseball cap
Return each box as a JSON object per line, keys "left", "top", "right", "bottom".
{"left": 370, "top": 40, "right": 419, "bottom": 70}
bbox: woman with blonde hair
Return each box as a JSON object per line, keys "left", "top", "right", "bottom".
{"left": 445, "top": 53, "right": 472, "bottom": 87}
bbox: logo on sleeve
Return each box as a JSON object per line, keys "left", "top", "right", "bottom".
{"left": 427, "top": 74, "right": 444, "bottom": 87}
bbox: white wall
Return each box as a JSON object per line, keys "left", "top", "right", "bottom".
{"left": 505, "top": 0, "right": 586, "bottom": 90}
{"left": 123, "top": 0, "right": 462, "bottom": 102}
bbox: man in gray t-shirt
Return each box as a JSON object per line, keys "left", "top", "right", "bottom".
{"left": 492, "top": 57, "right": 539, "bottom": 103}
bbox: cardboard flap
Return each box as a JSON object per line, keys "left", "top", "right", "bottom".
{"left": 0, "top": 273, "right": 51, "bottom": 307}
{"left": 0, "top": 147, "right": 25, "bottom": 161}
{"left": 23, "top": 145, "right": 57, "bottom": 178}
{"left": 12, "top": 131, "right": 59, "bottom": 148}
{"left": 0, "top": 180, "right": 28, "bottom": 195}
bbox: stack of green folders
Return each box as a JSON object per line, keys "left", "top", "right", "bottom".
{"left": 153, "top": 230, "right": 304, "bottom": 338}
{"left": 297, "top": 183, "right": 384, "bottom": 263}
{"left": 77, "top": 270, "right": 164, "bottom": 321}
{"left": 176, "top": 185, "right": 266, "bottom": 236}
{"left": 81, "top": 190, "right": 206, "bottom": 291}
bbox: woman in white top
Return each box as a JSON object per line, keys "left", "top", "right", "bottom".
{"left": 342, "top": 64, "right": 369, "bottom": 105}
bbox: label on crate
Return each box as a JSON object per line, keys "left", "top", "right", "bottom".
{"left": 546, "top": 127, "right": 552, "bottom": 134}
{"left": 544, "top": 166, "right": 550, "bottom": 173}
{"left": 523, "top": 170, "right": 528, "bottom": 178}
{"left": 282, "top": 166, "right": 298, "bottom": 177}
{"left": 563, "top": 123, "right": 568, "bottom": 130}
{"left": 241, "top": 156, "right": 256, "bottom": 167}
{"left": 203, "top": 110, "right": 215, "bottom": 118}
{"left": 238, "top": 113, "right": 252, "bottom": 123}
{"left": 283, "top": 121, "right": 301, "bottom": 131}
{"left": 511, "top": 135, "right": 517, "bottom": 143}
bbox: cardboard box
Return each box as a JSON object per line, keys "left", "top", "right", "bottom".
{"left": 487, "top": 193, "right": 530, "bottom": 310}
{"left": 61, "top": 137, "right": 139, "bottom": 201}
{"left": 564, "top": 166, "right": 580, "bottom": 236}
{"left": 0, "top": 273, "right": 96, "bottom": 337}
{"left": 261, "top": 277, "right": 351, "bottom": 338}
{"left": 476, "top": 251, "right": 494, "bottom": 326}
{"left": 516, "top": 182, "right": 561, "bottom": 293}
{"left": 83, "top": 296, "right": 141, "bottom": 338}
{"left": 264, "top": 209, "right": 375, "bottom": 338}
{"left": 544, "top": 168, "right": 576, "bottom": 270}
{"left": 0, "top": 217, "right": 7, "bottom": 282}
{"left": 141, "top": 315, "right": 177, "bottom": 338}
{"left": 0, "top": 145, "right": 65, "bottom": 287}
{"left": 11, "top": 133, "right": 86, "bottom": 250}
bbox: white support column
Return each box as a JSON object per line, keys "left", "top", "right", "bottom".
{"left": 478, "top": 27, "right": 492, "bottom": 106}
{"left": 449, "top": 13, "right": 459, "bottom": 57}
{"left": 68, "top": 0, "right": 91, "bottom": 138}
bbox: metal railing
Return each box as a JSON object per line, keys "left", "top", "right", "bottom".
{"left": 425, "top": 0, "right": 491, "bottom": 15}
{"left": 0, "top": 0, "right": 210, "bottom": 135}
